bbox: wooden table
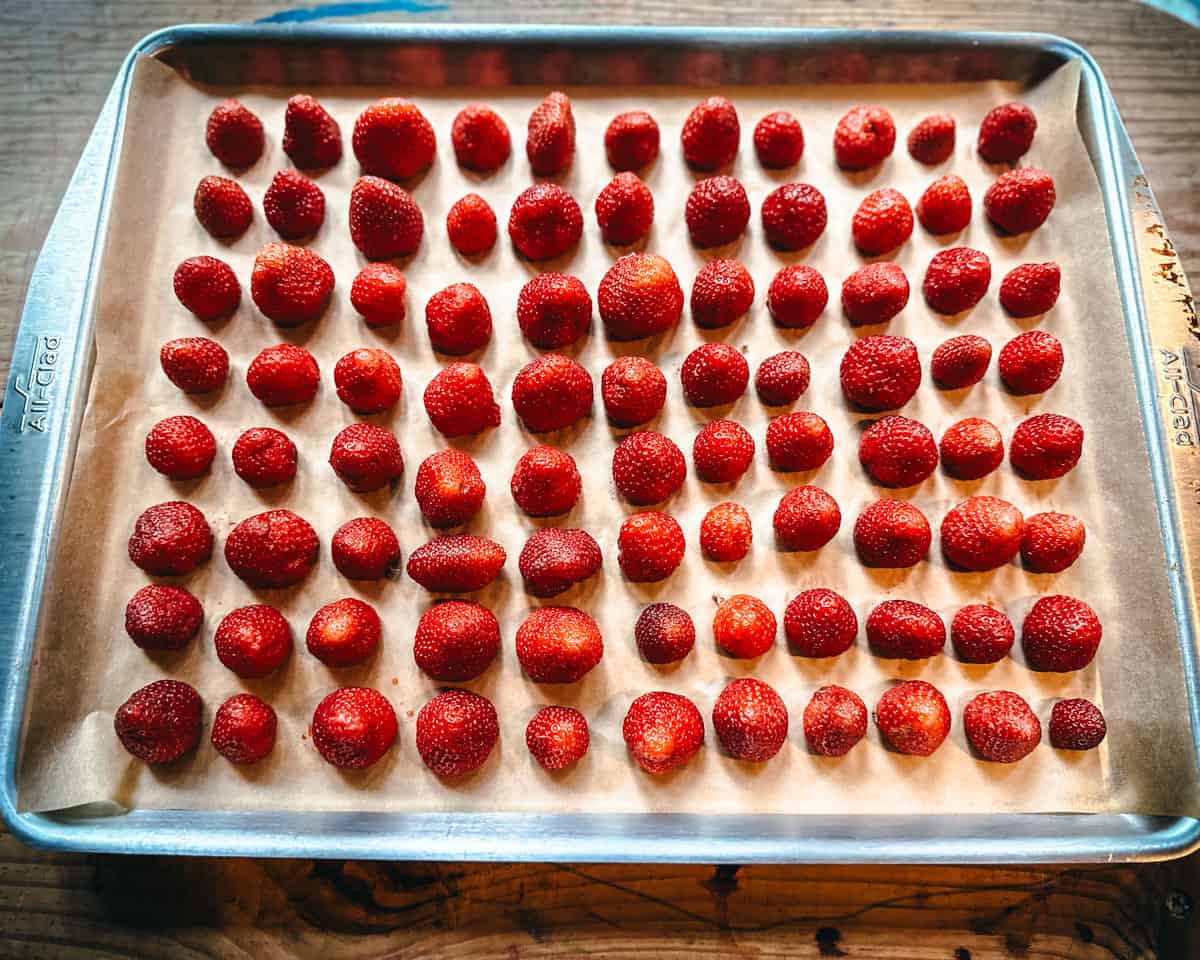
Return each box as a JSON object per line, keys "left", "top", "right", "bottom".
{"left": 1, "top": 2, "right": 1198, "bottom": 957}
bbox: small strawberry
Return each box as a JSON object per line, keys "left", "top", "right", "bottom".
{"left": 283, "top": 94, "right": 342, "bottom": 168}
{"left": 713, "top": 593, "right": 776, "bottom": 658}
{"left": 145, "top": 415, "right": 216, "bottom": 480}
{"left": 784, "top": 588, "right": 856, "bottom": 658}
{"left": 307, "top": 597, "right": 381, "bottom": 667}
{"left": 700, "top": 502, "right": 753, "bottom": 562}
{"left": 635, "top": 603, "right": 695, "bottom": 663}
{"left": 915, "top": 174, "right": 971, "bottom": 234}
{"left": 328, "top": 422, "right": 404, "bottom": 493}
{"left": 685, "top": 175, "right": 750, "bottom": 248}
{"left": 941, "top": 495, "right": 1024, "bottom": 571}
{"left": 922, "top": 247, "right": 991, "bottom": 314}
{"left": 423, "top": 362, "right": 501, "bottom": 437}
{"left": 681, "top": 96, "right": 739, "bottom": 170}
{"left": 840, "top": 262, "right": 909, "bottom": 327}
{"left": 1049, "top": 698, "right": 1107, "bottom": 750}
{"left": 940, "top": 417, "right": 1004, "bottom": 480}
{"left": 211, "top": 694, "right": 276, "bottom": 765}
{"left": 160, "top": 336, "right": 229, "bottom": 394}
{"left": 766, "top": 411, "right": 834, "bottom": 472}
{"left": 413, "top": 600, "right": 500, "bottom": 681}
{"left": 114, "top": 680, "right": 202, "bottom": 764}
{"left": 984, "top": 168, "right": 1056, "bottom": 234}
{"left": 851, "top": 187, "right": 914, "bottom": 255}
{"left": 680, "top": 342, "right": 749, "bottom": 407}
{"left": 425, "top": 282, "right": 493, "bottom": 355}
{"left": 446, "top": 193, "right": 498, "bottom": 256}
{"left": 753, "top": 110, "right": 804, "bottom": 168}
{"left": 173, "top": 256, "right": 240, "bottom": 321}
{"left": 312, "top": 687, "right": 398, "bottom": 770}
{"left": 416, "top": 689, "right": 499, "bottom": 777}
{"left": 526, "top": 706, "right": 589, "bottom": 770}
{"left": 194, "top": 175, "right": 252, "bottom": 237}
{"left": 350, "top": 262, "right": 407, "bottom": 327}
{"left": 853, "top": 498, "right": 931, "bottom": 568}
{"left": 333, "top": 347, "right": 402, "bottom": 413}
{"left": 598, "top": 253, "right": 684, "bottom": 340}
{"left": 618, "top": 511, "right": 685, "bottom": 582}
{"left": 526, "top": 91, "right": 575, "bottom": 175}
{"left": 963, "top": 691, "right": 1041, "bottom": 763}
{"left": 601, "top": 356, "right": 667, "bottom": 426}
{"left": 951, "top": 604, "right": 1015, "bottom": 663}
{"left": 693, "top": 419, "right": 754, "bottom": 484}
{"left": 214, "top": 604, "right": 293, "bottom": 678}
{"left": 352, "top": 97, "right": 435, "bottom": 179}
{"left": 931, "top": 334, "right": 991, "bottom": 389}
{"left": 767, "top": 265, "right": 828, "bottom": 329}
{"left": 331, "top": 516, "right": 401, "bottom": 580}
{"left": 977, "top": 102, "right": 1037, "bottom": 163}
{"left": 518, "top": 528, "right": 603, "bottom": 597}
{"left": 415, "top": 449, "right": 486, "bottom": 528}
{"left": 874, "top": 681, "right": 951, "bottom": 756}
{"left": 205, "top": 99, "right": 264, "bottom": 168}
{"left": 907, "top": 113, "right": 955, "bottom": 164}
{"left": 349, "top": 175, "right": 424, "bottom": 259}
{"left": 1010, "top": 413, "right": 1083, "bottom": 479}
{"left": 803, "top": 685, "right": 868, "bottom": 757}
{"left": 124, "top": 585, "right": 203, "bottom": 651}
{"left": 867, "top": 599, "right": 945, "bottom": 659}
{"left": 1021, "top": 511, "right": 1085, "bottom": 573}
{"left": 623, "top": 691, "right": 704, "bottom": 774}
{"left": 263, "top": 169, "right": 325, "bottom": 239}
{"left": 1022, "top": 595, "right": 1102, "bottom": 671}
{"left": 1000, "top": 261, "right": 1061, "bottom": 317}
{"left": 127, "top": 501, "right": 212, "bottom": 576}
{"left": 712, "top": 678, "right": 788, "bottom": 762}
{"left": 773, "top": 485, "right": 841, "bottom": 551}
{"left": 858, "top": 415, "right": 938, "bottom": 487}
{"left": 251, "top": 243, "right": 334, "bottom": 325}
{"left": 834, "top": 105, "right": 896, "bottom": 169}
{"left": 517, "top": 273, "right": 592, "bottom": 349}
{"left": 595, "top": 171, "right": 654, "bottom": 245}
{"left": 612, "top": 430, "right": 686, "bottom": 504}
{"left": 451, "top": 103, "right": 511, "bottom": 172}
{"left": 224, "top": 509, "right": 318, "bottom": 588}
{"left": 511, "top": 445, "right": 581, "bottom": 517}
{"left": 508, "top": 183, "right": 584, "bottom": 260}
{"left": 605, "top": 110, "right": 660, "bottom": 170}
{"left": 761, "top": 182, "right": 828, "bottom": 251}
{"left": 998, "top": 330, "right": 1063, "bottom": 394}
{"left": 516, "top": 605, "right": 603, "bottom": 681}
{"left": 755, "top": 351, "right": 810, "bottom": 406}
{"left": 406, "top": 534, "right": 506, "bottom": 593}
{"left": 840, "top": 335, "right": 921, "bottom": 410}
{"left": 247, "top": 343, "right": 320, "bottom": 406}
{"left": 690, "top": 258, "right": 754, "bottom": 329}
{"left": 512, "top": 353, "right": 593, "bottom": 432}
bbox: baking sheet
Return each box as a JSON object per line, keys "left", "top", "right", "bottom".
{"left": 16, "top": 55, "right": 1200, "bottom": 817}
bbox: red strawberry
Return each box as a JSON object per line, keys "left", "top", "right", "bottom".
{"left": 623, "top": 691, "right": 704, "bottom": 774}
{"left": 349, "top": 175, "right": 424, "bottom": 259}
{"left": 415, "top": 449, "right": 486, "bottom": 528}
{"left": 446, "top": 193, "right": 498, "bottom": 256}
{"left": 601, "top": 356, "right": 667, "bottom": 426}
{"left": 681, "top": 96, "right": 739, "bottom": 171}
{"left": 423, "top": 362, "right": 501, "bottom": 437}
{"left": 595, "top": 172, "right": 654, "bottom": 245}
{"left": 700, "top": 501, "right": 753, "bottom": 562}
{"left": 1000, "top": 262, "right": 1061, "bottom": 317}
{"left": 413, "top": 600, "right": 500, "bottom": 681}
{"left": 283, "top": 94, "right": 342, "bottom": 168}
{"left": 635, "top": 603, "right": 695, "bottom": 664}
{"left": 416, "top": 689, "right": 499, "bottom": 778}
{"left": 964, "top": 691, "right": 1041, "bottom": 763}
{"left": 333, "top": 347, "right": 402, "bottom": 413}
{"left": 127, "top": 501, "right": 212, "bottom": 576}
{"left": 853, "top": 498, "right": 931, "bottom": 568}
{"left": 851, "top": 188, "right": 914, "bottom": 255}
{"left": 511, "top": 445, "right": 581, "bottom": 517}
{"left": 613, "top": 431, "right": 686, "bottom": 504}
{"left": 307, "top": 597, "right": 381, "bottom": 667}
{"left": 516, "top": 605, "right": 603, "bottom": 681}
{"left": 223, "top": 426, "right": 290, "bottom": 486}
{"left": 451, "top": 103, "right": 511, "bottom": 172}
{"left": 767, "top": 265, "right": 828, "bottom": 329}
{"left": 124, "top": 585, "right": 202, "bottom": 651}
{"left": 1021, "top": 511, "right": 1085, "bottom": 573}
{"left": 160, "top": 336, "right": 228, "bottom": 394}
{"left": 145, "top": 415, "right": 216, "bottom": 480}
{"left": 517, "top": 273, "right": 592, "bottom": 349}
{"left": 213, "top": 604, "right": 293, "bottom": 678}
{"left": 803, "top": 685, "right": 868, "bottom": 757}
{"left": 328, "top": 423, "right": 403, "bottom": 492}
{"left": 773, "top": 485, "right": 841, "bottom": 551}
{"left": 618, "top": 511, "right": 685, "bottom": 582}
{"left": 598, "top": 253, "right": 684, "bottom": 340}
{"left": 205, "top": 99, "right": 264, "bottom": 167}
{"left": 867, "top": 600, "right": 945, "bottom": 659}
{"left": 858, "top": 415, "right": 938, "bottom": 487}
{"left": 518, "top": 528, "right": 603, "bottom": 597}
{"left": 425, "top": 282, "right": 493, "bottom": 355}
{"left": 685, "top": 175, "right": 750, "bottom": 248}
{"left": 173, "top": 256, "right": 240, "bottom": 321}
{"left": 999, "top": 330, "right": 1063, "bottom": 394}
{"left": 840, "top": 335, "right": 921, "bottom": 410}
{"left": 874, "top": 681, "right": 950, "bottom": 756}
{"left": 923, "top": 247, "right": 991, "bottom": 314}
{"left": 194, "top": 175, "right": 252, "bottom": 237}
{"left": 352, "top": 98, "right": 435, "bottom": 179}
{"left": 114, "top": 680, "right": 202, "bottom": 764}
{"left": 940, "top": 417, "right": 1004, "bottom": 480}
{"left": 693, "top": 419, "right": 754, "bottom": 483}
{"left": 834, "top": 105, "right": 896, "bottom": 169}
{"left": 605, "top": 110, "right": 660, "bottom": 170}
{"left": 251, "top": 243, "right": 334, "bottom": 325}
{"left": 512, "top": 353, "right": 593, "bottom": 432}
{"left": 907, "top": 113, "right": 955, "bottom": 164}
{"left": 508, "top": 183, "right": 583, "bottom": 260}
{"left": 312, "top": 687, "right": 398, "bottom": 770}
{"left": 951, "top": 604, "right": 1015, "bottom": 663}
{"left": 263, "top": 169, "right": 325, "bottom": 239}
{"left": 1022, "top": 596, "right": 1102, "bottom": 671}
{"left": 713, "top": 593, "right": 776, "bottom": 658}
{"left": 931, "top": 334, "right": 991, "bottom": 389}
{"left": 766, "top": 412, "right": 833, "bottom": 472}
{"left": 784, "top": 588, "right": 856, "bottom": 658}
{"left": 1010, "top": 413, "right": 1084, "bottom": 479}
{"left": 1049, "top": 698, "right": 1107, "bottom": 750}
{"left": 224, "top": 509, "right": 318, "bottom": 588}
{"left": 211, "top": 694, "right": 276, "bottom": 765}
{"left": 761, "top": 182, "right": 828, "bottom": 251}
{"left": 680, "top": 342, "right": 749, "bottom": 407}
{"left": 526, "top": 91, "right": 575, "bottom": 175}
{"left": 753, "top": 110, "right": 804, "bottom": 168}
{"left": 526, "top": 706, "right": 589, "bottom": 770}
{"left": 690, "top": 258, "right": 754, "bottom": 329}
{"left": 984, "top": 168, "right": 1056, "bottom": 234}
{"left": 916, "top": 174, "right": 972, "bottom": 235}
{"left": 247, "top": 343, "right": 320, "bottom": 406}
{"left": 331, "top": 516, "right": 401, "bottom": 580}
{"left": 350, "top": 262, "right": 407, "bottom": 327}
{"left": 941, "top": 495, "right": 1024, "bottom": 571}
{"left": 840, "top": 262, "right": 909, "bottom": 327}
{"left": 978, "top": 102, "right": 1037, "bottom": 163}
{"left": 407, "top": 535, "right": 506, "bottom": 593}
{"left": 712, "top": 678, "right": 788, "bottom": 762}
{"left": 755, "top": 351, "right": 810, "bottom": 406}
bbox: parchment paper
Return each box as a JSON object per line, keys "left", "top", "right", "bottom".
{"left": 18, "top": 56, "right": 1200, "bottom": 817}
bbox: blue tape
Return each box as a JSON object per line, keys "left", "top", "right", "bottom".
{"left": 257, "top": 0, "right": 450, "bottom": 24}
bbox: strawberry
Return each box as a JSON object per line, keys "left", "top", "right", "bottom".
{"left": 1049, "top": 698, "right": 1106, "bottom": 750}
{"left": 512, "top": 353, "right": 593, "bottom": 432}
{"left": 685, "top": 175, "right": 750, "bottom": 248}
{"left": 526, "top": 706, "right": 589, "bottom": 770}
{"left": 834, "top": 105, "right": 896, "bottom": 169}
{"left": 407, "top": 534, "right": 506, "bottom": 593}
{"left": 1022, "top": 596, "right": 1102, "bottom": 671}
{"left": 858, "top": 415, "right": 938, "bottom": 487}
{"left": 251, "top": 243, "right": 334, "bottom": 325}
{"left": 874, "top": 681, "right": 950, "bottom": 756}
{"left": 331, "top": 516, "right": 401, "bottom": 580}
{"left": 623, "top": 691, "right": 704, "bottom": 774}
{"left": 767, "top": 265, "right": 828, "bottom": 329}
{"left": 931, "top": 334, "right": 991, "bottom": 389}
{"left": 416, "top": 688, "right": 500, "bottom": 777}
{"left": 680, "top": 342, "right": 749, "bottom": 407}
{"left": 760, "top": 182, "right": 828, "bottom": 251}
{"left": 1021, "top": 511, "right": 1085, "bottom": 573}
{"left": 423, "top": 362, "right": 501, "bottom": 437}
{"left": 605, "top": 110, "right": 660, "bottom": 170}
{"left": 211, "top": 694, "right": 276, "bottom": 765}
{"left": 840, "top": 335, "right": 921, "bottom": 410}
{"left": 145, "top": 415, "right": 216, "bottom": 480}
{"left": 977, "top": 102, "right": 1037, "bottom": 163}
{"left": 350, "top": 262, "right": 407, "bottom": 327}
{"left": 194, "top": 175, "right": 252, "bottom": 237}
{"left": 333, "top": 347, "right": 402, "bottom": 414}
{"left": 755, "top": 351, "right": 810, "bottom": 406}
{"left": 312, "top": 687, "right": 398, "bottom": 770}
{"left": 998, "top": 330, "right": 1063, "bottom": 394}
{"left": 518, "top": 528, "right": 603, "bottom": 597}
{"left": 213, "top": 604, "right": 293, "bottom": 678}
{"left": 349, "top": 175, "right": 424, "bottom": 259}
{"left": 127, "top": 501, "right": 212, "bottom": 576}
{"left": 516, "top": 605, "right": 603, "bottom": 681}
{"left": 713, "top": 593, "right": 776, "bottom": 658}
{"left": 307, "top": 597, "right": 381, "bottom": 667}
{"left": 841, "top": 263, "right": 908, "bottom": 328}
{"left": 964, "top": 691, "right": 1042, "bottom": 764}
{"left": 907, "top": 113, "right": 955, "bottom": 164}
{"left": 853, "top": 498, "right": 931, "bottom": 568}
{"left": 773, "top": 485, "right": 841, "bottom": 551}
{"left": 413, "top": 600, "right": 500, "bottom": 681}
{"left": 263, "top": 169, "right": 325, "bottom": 239}
{"left": 507, "top": 183, "right": 583, "bottom": 260}
{"left": 784, "top": 588, "right": 856, "bottom": 658}
{"left": 940, "top": 417, "right": 1004, "bottom": 480}
{"left": 595, "top": 171, "right": 654, "bottom": 245}
{"left": 173, "top": 256, "right": 240, "bottom": 321}
{"left": 690, "top": 258, "right": 754, "bottom": 329}
{"left": 867, "top": 600, "right": 945, "bottom": 659}
{"left": 517, "top": 273, "right": 592, "bottom": 349}
{"left": 951, "top": 604, "right": 1015, "bottom": 663}
{"left": 851, "top": 188, "right": 914, "bottom": 255}
{"left": 984, "top": 168, "right": 1056, "bottom": 234}
{"left": 693, "top": 419, "right": 754, "bottom": 484}
{"left": 612, "top": 430, "right": 686, "bottom": 504}
{"left": 446, "top": 193, "right": 498, "bottom": 256}
{"left": 700, "top": 501, "right": 753, "bottom": 562}
{"left": 803, "top": 685, "right": 868, "bottom": 757}
{"left": 160, "top": 336, "right": 228, "bottom": 394}
{"left": 328, "top": 423, "right": 403, "bottom": 492}
{"left": 124, "top": 585, "right": 202, "bottom": 651}
{"left": 205, "top": 99, "right": 264, "bottom": 168}
{"left": 601, "top": 356, "right": 667, "bottom": 426}
{"left": 283, "top": 94, "right": 342, "bottom": 168}
{"left": 922, "top": 247, "right": 991, "bottom": 314}
{"left": 526, "top": 91, "right": 575, "bottom": 175}
{"left": 766, "top": 412, "right": 833, "bottom": 472}
{"left": 916, "top": 174, "right": 971, "bottom": 235}
{"left": 352, "top": 97, "right": 435, "bottom": 179}
{"left": 1010, "top": 413, "right": 1084, "bottom": 479}
{"left": 114, "top": 680, "right": 202, "bottom": 764}
{"left": 635, "top": 603, "right": 695, "bottom": 664}
{"left": 451, "top": 103, "right": 511, "bottom": 171}
{"left": 511, "top": 445, "right": 581, "bottom": 517}
{"left": 681, "top": 95, "right": 740, "bottom": 170}
{"left": 712, "top": 678, "right": 788, "bottom": 762}
{"left": 941, "top": 495, "right": 1024, "bottom": 571}
{"left": 224, "top": 509, "right": 318, "bottom": 588}
{"left": 246, "top": 343, "right": 320, "bottom": 406}
{"left": 753, "top": 110, "right": 804, "bottom": 168}
{"left": 425, "top": 282, "right": 493, "bottom": 355}
{"left": 415, "top": 449, "right": 486, "bottom": 528}
{"left": 1000, "top": 262, "right": 1061, "bottom": 317}
{"left": 598, "top": 253, "right": 684, "bottom": 340}
{"left": 618, "top": 511, "right": 685, "bottom": 582}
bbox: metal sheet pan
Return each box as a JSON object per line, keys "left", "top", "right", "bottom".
{"left": 1, "top": 24, "right": 1197, "bottom": 863}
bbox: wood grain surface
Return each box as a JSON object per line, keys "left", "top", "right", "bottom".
{"left": 1, "top": 2, "right": 1198, "bottom": 958}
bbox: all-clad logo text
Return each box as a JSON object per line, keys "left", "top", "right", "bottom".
{"left": 1160, "top": 346, "right": 1200, "bottom": 447}
{"left": 13, "top": 335, "right": 62, "bottom": 433}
